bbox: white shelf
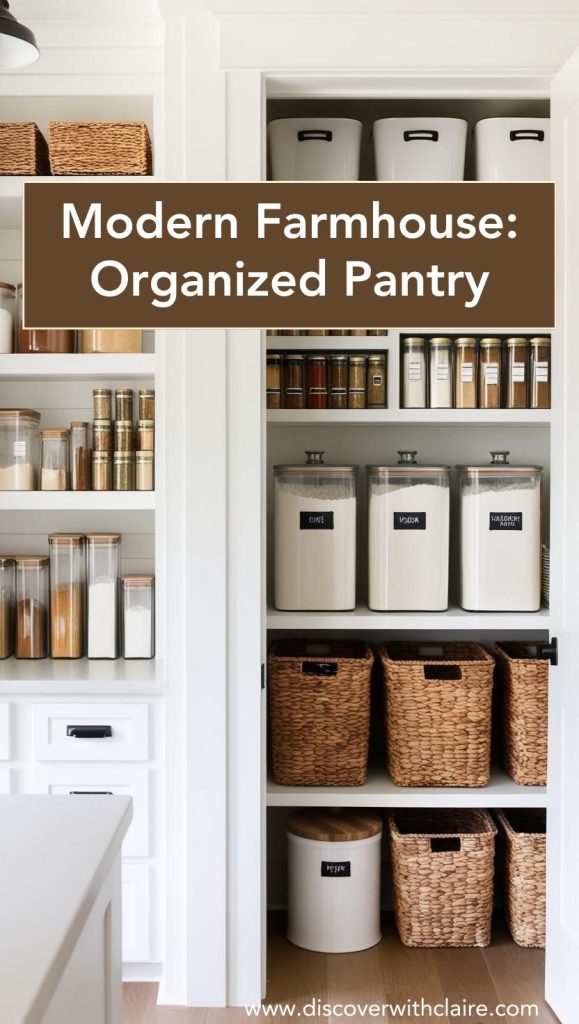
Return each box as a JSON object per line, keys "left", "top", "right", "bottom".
{"left": 0, "top": 657, "right": 164, "bottom": 696}
{"left": 267, "top": 603, "right": 551, "bottom": 631}
{"left": 0, "top": 354, "right": 156, "bottom": 381}
{"left": 267, "top": 767, "right": 547, "bottom": 809}
{"left": 0, "top": 491, "right": 155, "bottom": 511}
{"left": 268, "top": 408, "right": 551, "bottom": 427}
{"left": 267, "top": 335, "right": 389, "bottom": 351}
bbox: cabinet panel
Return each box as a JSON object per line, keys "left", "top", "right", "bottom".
{"left": 122, "top": 863, "right": 151, "bottom": 962}
{"left": 33, "top": 702, "right": 149, "bottom": 762}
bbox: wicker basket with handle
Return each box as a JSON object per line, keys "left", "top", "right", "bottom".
{"left": 389, "top": 809, "right": 497, "bottom": 948}
{"left": 494, "top": 642, "right": 548, "bottom": 786}
{"left": 496, "top": 809, "right": 546, "bottom": 948}
{"left": 268, "top": 640, "right": 373, "bottom": 786}
{"left": 379, "top": 642, "right": 494, "bottom": 787}
{"left": 0, "top": 123, "right": 49, "bottom": 175}
{"left": 48, "top": 121, "right": 152, "bottom": 175}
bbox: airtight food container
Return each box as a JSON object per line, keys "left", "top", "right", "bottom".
{"left": 274, "top": 450, "right": 357, "bottom": 611}
{"left": 367, "top": 451, "right": 450, "bottom": 611}
{"left": 474, "top": 118, "right": 550, "bottom": 181}
{"left": 268, "top": 118, "right": 363, "bottom": 181}
{"left": 373, "top": 118, "right": 467, "bottom": 181}
{"left": 0, "top": 409, "right": 40, "bottom": 490}
{"left": 457, "top": 451, "right": 542, "bottom": 611}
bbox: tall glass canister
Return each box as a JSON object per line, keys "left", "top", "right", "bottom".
{"left": 122, "top": 574, "right": 155, "bottom": 659}
{"left": 15, "top": 555, "right": 49, "bottom": 659}
{"left": 49, "top": 534, "right": 85, "bottom": 658}
{"left": 402, "top": 337, "right": 426, "bottom": 408}
{"left": 86, "top": 533, "right": 121, "bottom": 659}
{"left": 0, "top": 557, "right": 15, "bottom": 658}
{"left": 428, "top": 337, "right": 453, "bottom": 408}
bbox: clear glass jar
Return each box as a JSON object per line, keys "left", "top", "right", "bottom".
{"left": 138, "top": 390, "right": 155, "bottom": 420}
{"left": 18, "top": 328, "right": 75, "bottom": 354}
{"left": 122, "top": 575, "right": 155, "bottom": 659}
{"left": 283, "top": 354, "right": 305, "bottom": 409}
{"left": 49, "top": 534, "right": 85, "bottom": 659}
{"left": 454, "top": 337, "right": 478, "bottom": 409}
{"left": 115, "top": 389, "right": 133, "bottom": 422}
{"left": 81, "top": 329, "right": 141, "bottom": 353}
{"left": 402, "top": 337, "right": 426, "bottom": 408}
{"left": 136, "top": 420, "right": 154, "bottom": 452}
{"left": 114, "top": 452, "right": 134, "bottom": 491}
{"left": 367, "top": 354, "right": 386, "bottom": 408}
{"left": 136, "top": 451, "right": 154, "bottom": 491}
{"left": 530, "top": 337, "right": 551, "bottom": 409}
{"left": 267, "top": 354, "right": 282, "bottom": 409}
{"left": 329, "top": 355, "right": 348, "bottom": 409}
{"left": 0, "top": 282, "right": 15, "bottom": 353}
{"left": 478, "top": 338, "right": 502, "bottom": 409}
{"left": 86, "top": 533, "right": 120, "bottom": 659}
{"left": 92, "top": 452, "right": 112, "bottom": 491}
{"left": 306, "top": 355, "right": 327, "bottom": 409}
{"left": 505, "top": 337, "right": 529, "bottom": 409}
{"left": 93, "top": 388, "right": 112, "bottom": 421}
{"left": 41, "top": 428, "right": 69, "bottom": 491}
{"left": 15, "top": 555, "right": 49, "bottom": 659}
{"left": 348, "top": 355, "right": 367, "bottom": 409}
{"left": 428, "top": 337, "right": 453, "bottom": 408}
{"left": 0, "top": 557, "right": 15, "bottom": 658}
{"left": 114, "top": 420, "right": 133, "bottom": 453}
{"left": 93, "top": 419, "right": 112, "bottom": 453}
{"left": 70, "top": 422, "right": 90, "bottom": 491}
{"left": 0, "top": 409, "right": 40, "bottom": 490}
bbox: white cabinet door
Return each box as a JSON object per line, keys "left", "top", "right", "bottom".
{"left": 548, "top": 45, "right": 579, "bottom": 1024}
{"left": 33, "top": 703, "right": 149, "bottom": 762}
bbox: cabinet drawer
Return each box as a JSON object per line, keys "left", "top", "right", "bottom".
{"left": 35, "top": 765, "right": 150, "bottom": 858}
{"left": 0, "top": 702, "right": 11, "bottom": 760}
{"left": 33, "top": 703, "right": 149, "bottom": 762}
{"left": 122, "top": 863, "right": 151, "bottom": 962}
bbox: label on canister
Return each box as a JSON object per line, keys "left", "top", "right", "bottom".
{"left": 300, "top": 511, "right": 334, "bottom": 530}
{"left": 489, "top": 512, "right": 523, "bottom": 530}
{"left": 321, "top": 861, "right": 351, "bottom": 877}
{"left": 394, "top": 512, "right": 426, "bottom": 530}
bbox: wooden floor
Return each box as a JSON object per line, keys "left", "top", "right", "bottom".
{"left": 123, "top": 915, "right": 560, "bottom": 1024}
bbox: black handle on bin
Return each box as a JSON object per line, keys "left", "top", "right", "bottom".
{"left": 423, "top": 664, "right": 462, "bottom": 681}
{"left": 298, "top": 130, "right": 333, "bottom": 142}
{"left": 537, "top": 637, "right": 558, "bottom": 666}
{"left": 302, "top": 661, "right": 338, "bottom": 677}
{"left": 430, "top": 837, "right": 461, "bottom": 853}
{"left": 403, "top": 130, "right": 439, "bottom": 142}
{"left": 66, "top": 725, "right": 112, "bottom": 739}
{"left": 69, "top": 790, "right": 114, "bottom": 795}
{"left": 510, "top": 129, "right": 545, "bottom": 142}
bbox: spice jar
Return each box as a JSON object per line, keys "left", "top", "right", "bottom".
{"left": 136, "top": 451, "right": 154, "bottom": 491}
{"left": 307, "top": 329, "right": 326, "bottom": 337}
{"left": 70, "top": 422, "right": 90, "bottom": 491}
{"left": 93, "top": 419, "right": 112, "bottom": 453}
{"left": 122, "top": 575, "right": 155, "bottom": 659}
{"left": 93, "top": 388, "right": 112, "bottom": 420}
{"left": 115, "top": 389, "right": 134, "bottom": 422}
{"left": 92, "top": 451, "right": 112, "bottom": 491}
{"left": 402, "top": 337, "right": 426, "bottom": 408}
{"left": 283, "top": 354, "right": 305, "bottom": 409}
{"left": 41, "top": 429, "right": 69, "bottom": 491}
{"left": 367, "top": 353, "right": 387, "bottom": 408}
{"left": 86, "top": 534, "right": 121, "bottom": 659}
{"left": 306, "top": 355, "right": 327, "bottom": 409}
{"left": 136, "top": 420, "right": 154, "bottom": 452}
{"left": 505, "top": 337, "right": 529, "bottom": 409}
{"left": 15, "top": 555, "right": 49, "bottom": 659}
{"left": 368, "top": 329, "right": 388, "bottom": 336}
{"left": 0, "top": 409, "right": 40, "bottom": 490}
{"left": 530, "top": 337, "right": 551, "bottom": 409}
{"left": 114, "top": 452, "right": 134, "bottom": 491}
{"left": 428, "top": 337, "right": 453, "bottom": 409}
{"left": 0, "top": 283, "right": 15, "bottom": 353}
{"left": 114, "top": 420, "right": 133, "bottom": 453}
{"left": 454, "top": 337, "right": 478, "bottom": 409}
{"left": 329, "top": 355, "right": 348, "bottom": 409}
{"left": 0, "top": 557, "right": 15, "bottom": 658}
{"left": 267, "top": 353, "right": 282, "bottom": 409}
{"left": 18, "top": 328, "right": 75, "bottom": 354}
{"left": 49, "top": 534, "right": 85, "bottom": 659}
{"left": 138, "top": 389, "right": 155, "bottom": 421}
{"left": 478, "top": 338, "right": 502, "bottom": 409}
{"left": 348, "top": 355, "right": 367, "bottom": 409}
{"left": 81, "top": 329, "right": 141, "bottom": 353}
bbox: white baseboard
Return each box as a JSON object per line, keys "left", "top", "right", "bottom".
{"left": 123, "top": 962, "right": 164, "bottom": 983}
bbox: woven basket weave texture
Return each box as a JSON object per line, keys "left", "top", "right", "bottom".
{"left": 496, "top": 809, "right": 546, "bottom": 948}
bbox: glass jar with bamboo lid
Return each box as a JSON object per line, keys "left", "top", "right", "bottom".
{"left": 529, "top": 337, "right": 551, "bottom": 409}
{"left": 505, "top": 337, "right": 529, "bottom": 409}
{"left": 40, "top": 429, "right": 69, "bottom": 491}
{"left": 92, "top": 451, "right": 112, "bottom": 491}
{"left": 93, "top": 388, "right": 112, "bottom": 421}
{"left": 0, "top": 557, "right": 15, "bottom": 659}
{"left": 48, "top": 534, "right": 85, "bottom": 659}
{"left": 115, "top": 388, "right": 134, "bottom": 423}
{"left": 478, "top": 338, "right": 502, "bottom": 409}
{"left": 93, "top": 419, "right": 112, "bottom": 453}
{"left": 283, "top": 354, "right": 305, "bottom": 409}
{"left": 367, "top": 353, "right": 386, "bottom": 408}
{"left": 70, "top": 422, "right": 90, "bottom": 491}
{"left": 81, "top": 329, "right": 141, "bottom": 354}
{"left": 266, "top": 353, "right": 282, "bottom": 409}
{"left": 114, "top": 420, "right": 133, "bottom": 453}
{"left": 15, "top": 555, "right": 49, "bottom": 659}
{"left": 454, "top": 338, "right": 478, "bottom": 409}
{"left": 348, "top": 354, "right": 367, "bottom": 409}
{"left": 329, "top": 354, "right": 348, "bottom": 410}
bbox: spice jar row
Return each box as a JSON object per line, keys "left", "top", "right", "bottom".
{"left": 267, "top": 352, "right": 387, "bottom": 410}
{"left": 0, "top": 536, "right": 155, "bottom": 660}
{"left": 401, "top": 336, "right": 551, "bottom": 410}
{"left": 91, "top": 388, "right": 155, "bottom": 491}
{"left": 267, "top": 329, "right": 388, "bottom": 337}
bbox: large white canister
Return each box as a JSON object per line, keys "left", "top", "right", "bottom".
{"left": 287, "top": 809, "right": 382, "bottom": 953}
{"left": 373, "top": 117, "right": 467, "bottom": 181}
{"left": 457, "top": 451, "right": 543, "bottom": 611}
{"left": 474, "top": 118, "right": 550, "bottom": 181}
{"left": 367, "top": 451, "right": 450, "bottom": 611}
{"left": 274, "top": 451, "right": 357, "bottom": 611}
{"left": 268, "top": 118, "right": 362, "bottom": 180}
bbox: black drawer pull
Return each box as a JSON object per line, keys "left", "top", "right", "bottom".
{"left": 510, "top": 129, "right": 545, "bottom": 142}
{"left": 66, "top": 725, "right": 112, "bottom": 739}
{"left": 298, "top": 129, "right": 332, "bottom": 142}
{"left": 404, "top": 129, "right": 439, "bottom": 142}
{"left": 69, "top": 790, "right": 114, "bottom": 796}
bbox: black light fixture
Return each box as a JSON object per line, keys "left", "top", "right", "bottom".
{"left": 0, "top": 1, "right": 38, "bottom": 68}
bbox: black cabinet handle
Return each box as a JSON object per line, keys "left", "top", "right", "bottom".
{"left": 537, "top": 637, "right": 558, "bottom": 666}
{"left": 298, "top": 129, "right": 332, "bottom": 142}
{"left": 69, "top": 790, "right": 114, "bottom": 796}
{"left": 66, "top": 725, "right": 112, "bottom": 739}
{"left": 404, "top": 129, "right": 439, "bottom": 142}
{"left": 510, "top": 129, "right": 545, "bottom": 142}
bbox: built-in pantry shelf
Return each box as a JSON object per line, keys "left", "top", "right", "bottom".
{"left": 267, "top": 604, "right": 551, "bottom": 631}
{"left": 0, "top": 355, "right": 156, "bottom": 381}
{"left": 0, "top": 492, "right": 155, "bottom": 511}
{"left": 0, "top": 657, "right": 164, "bottom": 696}
{"left": 267, "top": 408, "right": 551, "bottom": 427}
{"left": 267, "top": 767, "right": 547, "bottom": 809}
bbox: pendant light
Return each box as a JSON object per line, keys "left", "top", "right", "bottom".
{"left": 0, "top": 1, "right": 39, "bottom": 68}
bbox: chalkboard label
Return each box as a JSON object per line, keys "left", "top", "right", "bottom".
{"left": 300, "top": 511, "right": 334, "bottom": 530}
{"left": 394, "top": 512, "right": 426, "bottom": 530}
{"left": 321, "top": 861, "right": 351, "bottom": 877}
{"left": 489, "top": 512, "right": 523, "bottom": 531}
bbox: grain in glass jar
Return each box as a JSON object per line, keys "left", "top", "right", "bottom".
{"left": 138, "top": 389, "right": 155, "bottom": 421}
{"left": 93, "top": 419, "right": 112, "bottom": 453}
{"left": 0, "top": 409, "right": 40, "bottom": 490}
{"left": 81, "top": 329, "right": 141, "bottom": 353}
{"left": 114, "top": 420, "right": 133, "bottom": 453}
{"left": 86, "top": 533, "right": 121, "bottom": 659}
{"left": 0, "top": 557, "right": 15, "bottom": 659}
{"left": 428, "top": 338, "right": 453, "bottom": 408}
{"left": 478, "top": 338, "right": 502, "bottom": 409}
{"left": 92, "top": 451, "right": 112, "bottom": 490}
{"left": 122, "top": 575, "right": 155, "bottom": 659}
{"left": 114, "top": 452, "right": 134, "bottom": 491}
{"left": 70, "top": 422, "right": 90, "bottom": 491}
{"left": 136, "top": 451, "right": 154, "bottom": 491}
{"left": 505, "top": 337, "right": 529, "bottom": 409}
{"left": 0, "top": 282, "right": 15, "bottom": 353}
{"left": 329, "top": 354, "right": 348, "bottom": 409}
{"left": 136, "top": 420, "right": 154, "bottom": 452}
{"left": 15, "top": 555, "right": 48, "bottom": 659}
{"left": 530, "top": 337, "right": 551, "bottom": 409}
{"left": 367, "top": 354, "right": 387, "bottom": 408}
{"left": 49, "top": 534, "right": 85, "bottom": 659}
{"left": 283, "top": 354, "right": 305, "bottom": 409}
{"left": 348, "top": 355, "right": 367, "bottom": 409}
{"left": 267, "top": 353, "right": 282, "bottom": 409}
{"left": 93, "top": 388, "right": 112, "bottom": 420}
{"left": 306, "top": 355, "right": 327, "bottom": 409}
{"left": 402, "top": 337, "right": 426, "bottom": 408}
{"left": 454, "top": 337, "right": 478, "bottom": 409}
{"left": 18, "top": 328, "right": 75, "bottom": 354}
{"left": 41, "top": 428, "right": 69, "bottom": 491}
{"left": 115, "top": 388, "right": 134, "bottom": 422}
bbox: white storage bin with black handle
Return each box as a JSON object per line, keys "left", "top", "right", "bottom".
{"left": 373, "top": 117, "right": 467, "bottom": 181}
{"left": 474, "top": 118, "right": 550, "bottom": 181}
{"left": 268, "top": 118, "right": 362, "bottom": 180}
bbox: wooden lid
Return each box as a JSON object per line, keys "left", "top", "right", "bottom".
{"left": 48, "top": 533, "right": 84, "bottom": 546}
{"left": 41, "top": 428, "right": 69, "bottom": 439}
{"left": 287, "top": 809, "right": 382, "bottom": 842}
{"left": 85, "top": 533, "right": 121, "bottom": 544}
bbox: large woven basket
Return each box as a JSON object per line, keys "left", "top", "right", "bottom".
{"left": 0, "top": 122, "right": 49, "bottom": 175}
{"left": 494, "top": 643, "right": 548, "bottom": 786}
{"left": 496, "top": 809, "right": 546, "bottom": 948}
{"left": 389, "top": 809, "right": 497, "bottom": 947}
{"left": 48, "top": 121, "right": 152, "bottom": 175}
{"left": 379, "top": 643, "right": 494, "bottom": 787}
{"left": 268, "top": 640, "right": 373, "bottom": 786}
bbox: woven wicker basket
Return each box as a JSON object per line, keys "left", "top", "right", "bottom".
{"left": 379, "top": 643, "right": 494, "bottom": 787}
{"left": 48, "top": 121, "right": 152, "bottom": 175}
{"left": 494, "top": 643, "right": 548, "bottom": 786}
{"left": 0, "top": 123, "right": 49, "bottom": 175}
{"left": 496, "top": 809, "right": 546, "bottom": 948}
{"left": 268, "top": 640, "right": 373, "bottom": 786}
{"left": 389, "top": 809, "right": 497, "bottom": 947}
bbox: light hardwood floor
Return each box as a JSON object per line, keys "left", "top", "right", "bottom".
{"left": 123, "top": 915, "right": 560, "bottom": 1024}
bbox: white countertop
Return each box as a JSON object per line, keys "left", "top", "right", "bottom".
{"left": 0, "top": 795, "right": 132, "bottom": 1024}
